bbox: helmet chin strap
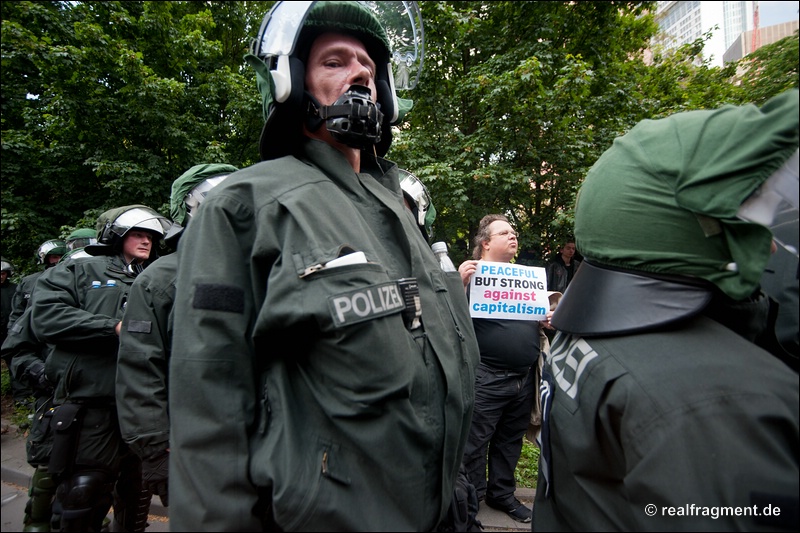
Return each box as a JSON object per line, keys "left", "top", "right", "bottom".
{"left": 122, "top": 256, "right": 146, "bottom": 278}
{"left": 304, "top": 85, "right": 384, "bottom": 150}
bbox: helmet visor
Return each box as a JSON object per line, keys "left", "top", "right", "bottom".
{"left": 38, "top": 241, "right": 66, "bottom": 263}
{"left": 112, "top": 209, "right": 172, "bottom": 239}
{"left": 184, "top": 175, "right": 231, "bottom": 219}
{"left": 252, "top": 0, "right": 314, "bottom": 58}
{"left": 373, "top": 1, "right": 425, "bottom": 90}
{"left": 737, "top": 149, "right": 799, "bottom": 258}
{"left": 67, "top": 237, "right": 98, "bottom": 251}
{"left": 252, "top": 1, "right": 424, "bottom": 90}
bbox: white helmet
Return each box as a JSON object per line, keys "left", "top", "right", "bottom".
{"left": 36, "top": 239, "right": 67, "bottom": 266}
{"left": 86, "top": 205, "right": 172, "bottom": 256}
{"left": 112, "top": 208, "right": 170, "bottom": 237}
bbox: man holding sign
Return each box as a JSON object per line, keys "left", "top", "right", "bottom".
{"left": 457, "top": 214, "right": 552, "bottom": 523}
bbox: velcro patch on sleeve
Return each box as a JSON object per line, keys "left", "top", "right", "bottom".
{"left": 193, "top": 283, "right": 245, "bottom": 314}
{"left": 126, "top": 320, "right": 152, "bottom": 334}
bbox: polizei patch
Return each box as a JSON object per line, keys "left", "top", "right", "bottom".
{"left": 328, "top": 281, "right": 406, "bottom": 327}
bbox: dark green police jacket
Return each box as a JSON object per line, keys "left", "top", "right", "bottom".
{"left": 31, "top": 254, "right": 135, "bottom": 405}
{"left": 169, "top": 139, "right": 480, "bottom": 532}
{"left": 8, "top": 271, "right": 43, "bottom": 327}
{"left": 116, "top": 252, "right": 177, "bottom": 459}
{"left": 3, "top": 303, "right": 55, "bottom": 467}
{"left": 4, "top": 305, "right": 50, "bottom": 393}
{"left": 535, "top": 267, "right": 799, "bottom": 531}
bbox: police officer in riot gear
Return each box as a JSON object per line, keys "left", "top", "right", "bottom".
{"left": 31, "top": 205, "right": 171, "bottom": 532}
{"left": 535, "top": 91, "right": 799, "bottom": 531}
{"left": 116, "top": 164, "right": 236, "bottom": 510}
{"left": 7, "top": 240, "right": 67, "bottom": 329}
{"left": 5, "top": 240, "right": 67, "bottom": 407}
{"left": 169, "top": 2, "right": 479, "bottom": 530}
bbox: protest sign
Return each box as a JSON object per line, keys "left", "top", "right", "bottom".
{"left": 468, "top": 261, "right": 549, "bottom": 320}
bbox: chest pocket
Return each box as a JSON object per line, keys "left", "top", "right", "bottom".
{"left": 82, "top": 281, "right": 129, "bottom": 319}
{"left": 291, "top": 248, "right": 396, "bottom": 331}
{"left": 305, "top": 263, "right": 397, "bottom": 332}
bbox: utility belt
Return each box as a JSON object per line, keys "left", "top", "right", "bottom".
{"left": 479, "top": 362, "right": 531, "bottom": 378}
{"left": 26, "top": 396, "right": 56, "bottom": 467}
{"left": 47, "top": 400, "right": 115, "bottom": 477}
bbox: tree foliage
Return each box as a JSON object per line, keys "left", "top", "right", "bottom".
{"left": 736, "top": 29, "right": 799, "bottom": 106}
{"left": 1, "top": 0, "right": 271, "bottom": 274}
{"left": 2, "top": 1, "right": 797, "bottom": 275}
{"left": 392, "top": 1, "right": 665, "bottom": 264}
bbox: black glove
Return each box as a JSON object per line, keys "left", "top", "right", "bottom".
{"left": 26, "top": 360, "right": 53, "bottom": 396}
{"left": 142, "top": 449, "right": 169, "bottom": 507}
{"left": 436, "top": 465, "right": 482, "bottom": 532}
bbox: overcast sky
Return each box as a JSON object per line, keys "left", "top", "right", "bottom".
{"left": 757, "top": 1, "right": 800, "bottom": 27}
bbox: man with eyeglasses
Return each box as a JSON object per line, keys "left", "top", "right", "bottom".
{"left": 457, "top": 214, "right": 549, "bottom": 523}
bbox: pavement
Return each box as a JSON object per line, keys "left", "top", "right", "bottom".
{"left": 2, "top": 414, "right": 534, "bottom": 532}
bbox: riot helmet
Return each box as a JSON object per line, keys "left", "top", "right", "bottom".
{"left": 246, "top": 1, "right": 424, "bottom": 160}
{"left": 399, "top": 169, "right": 436, "bottom": 239}
{"left": 85, "top": 205, "right": 172, "bottom": 257}
{"left": 551, "top": 90, "right": 799, "bottom": 340}
{"left": 169, "top": 164, "right": 238, "bottom": 227}
{"left": 36, "top": 239, "right": 67, "bottom": 268}
{"left": 58, "top": 248, "right": 93, "bottom": 265}
{"left": 0, "top": 259, "right": 11, "bottom": 285}
{"left": 65, "top": 228, "right": 98, "bottom": 252}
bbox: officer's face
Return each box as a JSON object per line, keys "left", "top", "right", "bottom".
{"left": 122, "top": 230, "right": 154, "bottom": 265}
{"left": 305, "top": 32, "right": 377, "bottom": 109}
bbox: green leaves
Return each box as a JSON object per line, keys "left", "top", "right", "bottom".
{"left": 1, "top": 1, "right": 796, "bottom": 275}
{"left": 2, "top": 1, "right": 270, "bottom": 274}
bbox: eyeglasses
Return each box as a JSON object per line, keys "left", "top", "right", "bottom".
{"left": 490, "top": 230, "right": 518, "bottom": 239}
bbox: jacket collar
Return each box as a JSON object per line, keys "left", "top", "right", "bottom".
{"left": 551, "top": 261, "right": 713, "bottom": 337}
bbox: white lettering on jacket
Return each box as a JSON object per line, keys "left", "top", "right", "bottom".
{"left": 328, "top": 281, "right": 405, "bottom": 327}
